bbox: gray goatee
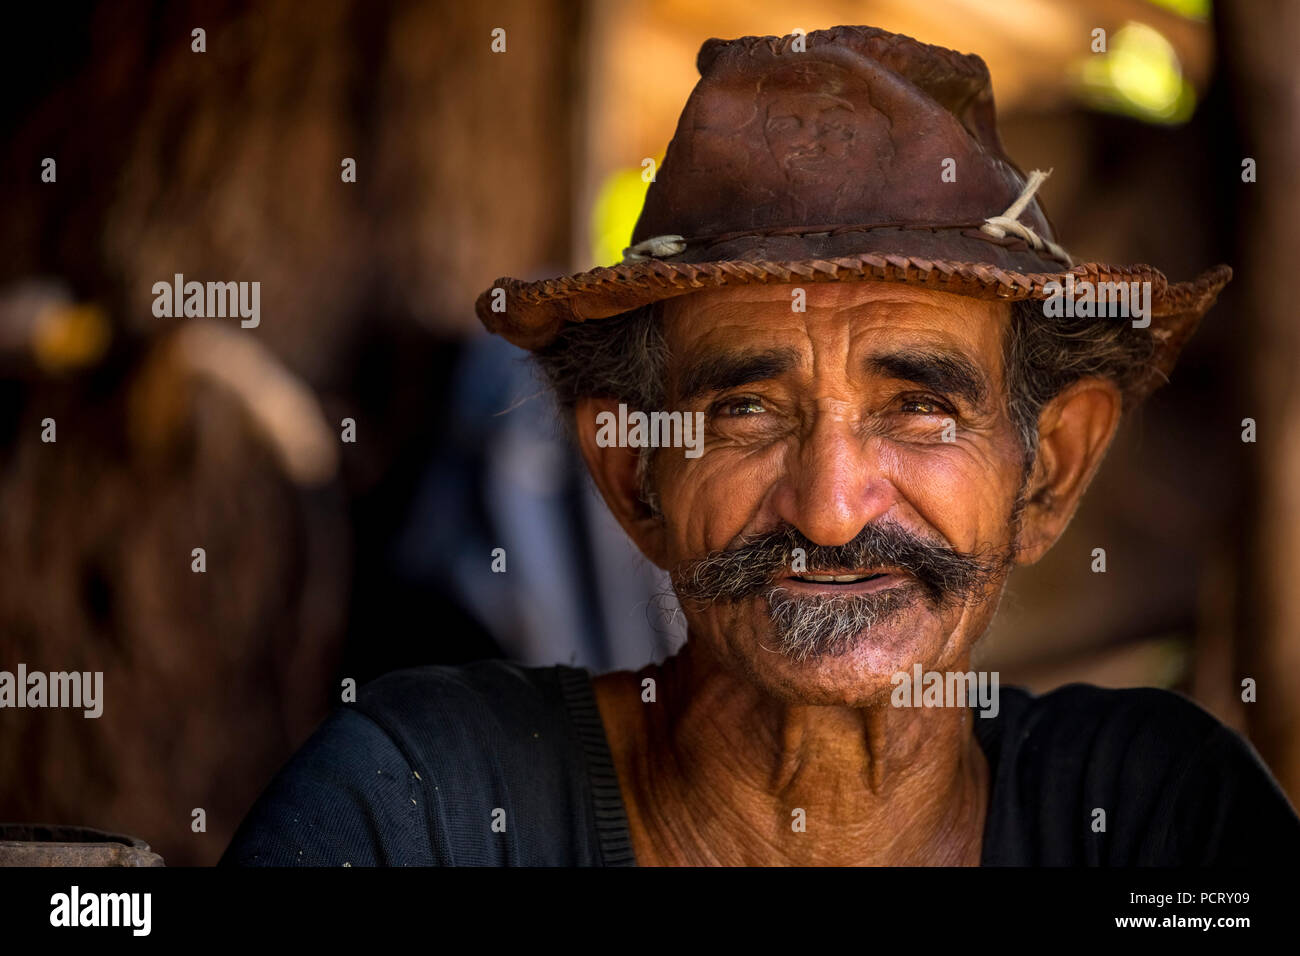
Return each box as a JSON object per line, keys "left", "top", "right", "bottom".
{"left": 670, "top": 520, "right": 1009, "bottom": 662}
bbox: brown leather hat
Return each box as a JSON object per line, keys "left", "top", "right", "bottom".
{"left": 475, "top": 24, "right": 1229, "bottom": 401}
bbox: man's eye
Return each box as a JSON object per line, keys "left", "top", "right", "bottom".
{"left": 716, "top": 397, "right": 765, "bottom": 417}
{"left": 900, "top": 396, "right": 951, "bottom": 415}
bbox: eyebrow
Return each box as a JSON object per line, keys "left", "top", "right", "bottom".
{"left": 673, "top": 343, "right": 990, "bottom": 408}
{"left": 866, "top": 348, "right": 989, "bottom": 408}
{"left": 675, "top": 347, "right": 800, "bottom": 403}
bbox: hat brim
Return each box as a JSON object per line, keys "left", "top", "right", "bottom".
{"left": 476, "top": 255, "right": 1231, "bottom": 404}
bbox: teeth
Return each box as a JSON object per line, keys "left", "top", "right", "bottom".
{"left": 797, "top": 573, "right": 876, "bottom": 583}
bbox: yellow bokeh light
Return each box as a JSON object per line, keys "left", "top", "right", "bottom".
{"left": 31, "top": 303, "right": 111, "bottom": 374}
{"left": 589, "top": 162, "right": 657, "bottom": 268}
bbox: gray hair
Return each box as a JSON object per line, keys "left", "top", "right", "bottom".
{"left": 1002, "top": 297, "right": 1153, "bottom": 463}
{"left": 532, "top": 293, "right": 1154, "bottom": 505}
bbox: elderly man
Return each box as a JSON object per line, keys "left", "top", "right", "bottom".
{"left": 225, "top": 25, "right": 1300, "bottom": 865}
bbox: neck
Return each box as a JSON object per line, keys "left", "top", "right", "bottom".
{"left": 593, "top": 640, "right": 990, "bottom": 866}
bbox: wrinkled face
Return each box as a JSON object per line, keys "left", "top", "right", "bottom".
{"left": 651, "top": 282, "right": 1027, "bottom": 706}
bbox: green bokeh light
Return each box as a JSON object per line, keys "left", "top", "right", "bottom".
{"left": 1146, "top": 0, "right": 1210, "bottom": 20}
{"left": 1079, "top": 21, "right": 1197, "bottom": 125}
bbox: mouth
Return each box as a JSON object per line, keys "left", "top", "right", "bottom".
{"left": 780, "top": 570, "right": 906, "bottom": 595}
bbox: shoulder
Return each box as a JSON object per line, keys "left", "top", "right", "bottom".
{"left": 351, "top": 659, "right": 576, "bottom": 741}
{"left": 990, "top": 682, "right": 1220, "bottom": 757}
{"left": 223, "top": 661, "right": 603, "bottom": 867}
{"left": 983, "top": 683, "right": 1300, "bottom": 865}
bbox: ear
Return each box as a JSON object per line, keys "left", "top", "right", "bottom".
{"left": 574, "top": 397, "right": 670, "bottom": 569}
{"left": 1014, "top": 377, "right": 1123, "bottom": 564}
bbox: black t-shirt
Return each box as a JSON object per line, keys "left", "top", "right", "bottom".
{"left": 221, "top": 660, "right": 1300, "bottom": 866}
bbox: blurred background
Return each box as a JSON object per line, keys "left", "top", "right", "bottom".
{"left": 1, "top": 0, "right": 1296, "bottom": 865}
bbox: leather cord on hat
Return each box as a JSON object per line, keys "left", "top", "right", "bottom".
{"left": 621, "top": 169, "right": 1075, "bottom": 268}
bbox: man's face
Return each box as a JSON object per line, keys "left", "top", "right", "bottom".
{"left": 649, "top": 282, "right": 1027, "bottom": 706}
{"left": 762, "top": 91, "right": 864, "bottom": 184}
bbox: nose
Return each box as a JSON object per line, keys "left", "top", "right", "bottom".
{"left": 786, "top": 119, "right": 820, "bottom": 149}
{"left": 770, "top": 407, "right": 894, "bottom": 547}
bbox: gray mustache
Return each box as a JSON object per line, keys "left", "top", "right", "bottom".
{"left": 670, "top": 519, "right": 1006, "bottom": 606}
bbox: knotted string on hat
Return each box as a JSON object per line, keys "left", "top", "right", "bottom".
{"left": 979, "top": 168, "right": 1073, "bottom": 267}
{"left": 622, "top": 234, "right": 687, "bottom": 262}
